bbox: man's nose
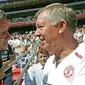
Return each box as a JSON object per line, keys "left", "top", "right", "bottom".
{"left": 35, "top": 29, "right": 41, "bottom": 37}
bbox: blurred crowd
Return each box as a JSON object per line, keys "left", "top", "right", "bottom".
{"left": 73, "top": 25, "right": 85, "bottom": 44}
{"left": 8, "top": 16, "right": 35, "bottom": 23}
{"left": 8, "top": 30, "right": 40, "bottom": 69}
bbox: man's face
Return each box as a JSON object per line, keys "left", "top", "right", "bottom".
{"left": 35, "top": 11, "right": 60, "bottom": 53}
{"left": 0, "top": 18, "right": 11, "bottom": 50}
{"left": 38, "top": 52, "right": 48, "bottom": 65}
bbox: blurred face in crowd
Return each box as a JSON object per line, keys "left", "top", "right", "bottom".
{"left": 0, "top": 18, "right": 11, "bottom": 50}
{"left": 38, "top": 52, "right": 48, "bottom": 65}
{"left": 35, "top": 11, "right": 61, "bottom": 54}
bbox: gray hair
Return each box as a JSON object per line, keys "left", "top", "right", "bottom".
{"left": 35, "top": 3, "right": 77, "bottom": 32}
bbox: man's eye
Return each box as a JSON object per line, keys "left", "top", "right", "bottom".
{"left": 38, "top": 25, "right": 44, "bottom": 28}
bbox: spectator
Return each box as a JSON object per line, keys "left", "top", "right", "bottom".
{"left": 22, "top": 48, "right": 49, "bottom": 85}
{"left": 35, "top": 3, "right": 85, "bottom": 85}
{"left": 1, "top": 44, "right": 15, "bottom": 85}
{"left": 73, "top": 29, "right": 83, "bottom": 43}
{"left": 0, "top": 9, "right": 11, "bottom": 84}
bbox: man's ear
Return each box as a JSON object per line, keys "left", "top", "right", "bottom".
{"left": 59, "top": 20, "right": 67, "bottom": 33}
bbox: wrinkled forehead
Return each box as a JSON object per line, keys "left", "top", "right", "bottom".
{"left": 36, "top": 10, "right": 48, "bottom": 20}
{"left": 36, "top": 11, "right": 52, "bottom": 25}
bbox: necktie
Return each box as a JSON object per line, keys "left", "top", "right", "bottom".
{"left": 42, "top": 64, "right": 44, "bottom": 69}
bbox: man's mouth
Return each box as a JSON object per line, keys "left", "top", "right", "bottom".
{"left": 41, "top": 41, "right": 44, "bottom": 46}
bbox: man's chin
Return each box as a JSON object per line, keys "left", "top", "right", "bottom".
{"left": 44, "top": 44, "right": 49, "bottom": 49}
{"left": 41, "top": 44, "right": 51, "bottom": 51}
{"left": 43, "top": 46, "right": 48, "bottom": 50}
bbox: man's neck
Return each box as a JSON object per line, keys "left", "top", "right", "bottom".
{"left": 59, "top": 49, "right": 74, "bottom": 61}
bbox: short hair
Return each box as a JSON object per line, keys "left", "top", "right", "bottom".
{"left": 37, "top": 48, "right": 49, "bottom": 57}
{"left": 35, "top": 3, "right": 77, "bottom": 33}
{"left": 0, "top": 9, "right": 6, "bottom": 20}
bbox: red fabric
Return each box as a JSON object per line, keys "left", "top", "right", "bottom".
{"left": 76, "top": 14, "right": 85, "bottom": 19}
{"left": 12, "top": 68, "right": 21, "bottom": 81}
{"left": 1, "top": 68, "right": 23, "bottom": 85}
{"left": 12, "top": 68, "right": 23, "bottom": 85}
{"left": 1, "top": 80, "right": 4, "bottom": 85}
{"left": 9, "top": 20, "right": 35, "bottom": 27}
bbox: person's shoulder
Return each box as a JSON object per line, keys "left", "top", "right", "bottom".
{"left": 75, "top": 42, "right": 85, "bottom": 53}
{"left": 46, "top": 55, "right": 55, "bottom": 64}
{"left": 66, "top": 42, "right": 85, "bottom": 64}
{"left": 30, "top": 63, "right": 43, "bottom": 71}
{"left": 28, "top": 63, "right": 39, "bottom": 69}
{"left": 32, "top": 63, "right": 41, "bottom": 68}
{"left": 78, "top": 42, "right": 85, "bottom": 46}
{"left": 44, "top": 55, "right": 55, "bottom": 70}
{"left": 32, "top": 63, "right": 38, "bottom": 67}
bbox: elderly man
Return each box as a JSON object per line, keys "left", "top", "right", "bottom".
{"left": 0, "top": 9, "right": 11, "bottom": 84}
{"left": 35, "top": 3, "right": 85, "bottom": 85}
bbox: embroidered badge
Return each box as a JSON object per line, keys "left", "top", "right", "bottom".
{"left": 64, "top": 65, "right": 74, "bottom": 78}
{"left": 75, "top": 52, "right": 83, "bottom": 59}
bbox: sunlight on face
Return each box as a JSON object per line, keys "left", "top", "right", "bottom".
{"left": 35, "top": 11, "right": 60, "bottom": 53}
